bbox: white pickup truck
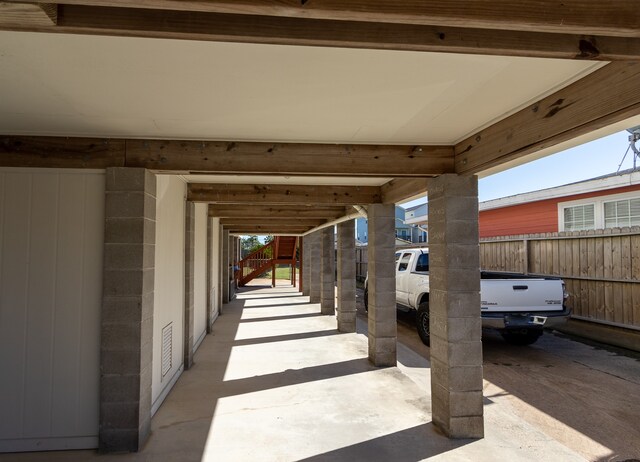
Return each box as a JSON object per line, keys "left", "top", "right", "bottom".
{"left": 364, "top": 248, "right": 570, "bottom": 346}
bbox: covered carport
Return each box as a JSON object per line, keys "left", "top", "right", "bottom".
{"left": 1, "top": 1, "right": 640, "bottom": 454}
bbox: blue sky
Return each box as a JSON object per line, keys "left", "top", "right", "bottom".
{"left": 403, "top": 129, "right": 636, "bottom": 208}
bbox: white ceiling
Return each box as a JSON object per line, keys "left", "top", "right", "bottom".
{"left": 0, "top": 31, "right": 602, "bottom": 145}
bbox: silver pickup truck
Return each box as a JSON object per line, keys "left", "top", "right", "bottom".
{"left": 364, "top": 248, "right": 570, "bottom": 346}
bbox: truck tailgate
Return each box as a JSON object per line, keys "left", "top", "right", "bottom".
{"left": 480, "top": 279, "right": 564, "bottom": 313}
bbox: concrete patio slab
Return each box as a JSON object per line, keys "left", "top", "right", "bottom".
{"left": 0, "top": 280, "right": 586, "bottom": 461}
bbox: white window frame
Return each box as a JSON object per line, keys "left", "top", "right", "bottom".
{"left": 560, "top": 202, "right": 596, "bottom": 232}
{"left": 558, "top": 190, "right": 640, "bottom": 232}
{"left": 603, "top": 196, "right": 640, "bottom": 228}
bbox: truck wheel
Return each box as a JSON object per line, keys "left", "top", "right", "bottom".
{"left": 417, "top": 302, "right": 430, "bottom": 346}
{"left": 501, "top": 329, "right": 542, "bottom": 346}
{"left": 363, "top": 288, "right": 368, "bottom": 312}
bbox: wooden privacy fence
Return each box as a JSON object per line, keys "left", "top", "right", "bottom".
{"left": 480, "top": 227, "right": 640, "bottom": 331}
{"left": 355, "top": 228, "right": 640, "bottom": 331}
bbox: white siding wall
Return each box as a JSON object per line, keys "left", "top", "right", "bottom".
{"left": 0, "top": 168, "right": 103, "bottom": 452}
{"left": 193, "top": 203, "right": 207, "bottom": 351}
{"left": 152, "top": 175, "right": 186, "bottom": 414}
{"left": 210, "top": 217, "right": 221, "bottom": 324}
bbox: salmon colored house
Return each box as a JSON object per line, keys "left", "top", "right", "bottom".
{"left": 479, "top": 169, "right": 640, "bottom": 238}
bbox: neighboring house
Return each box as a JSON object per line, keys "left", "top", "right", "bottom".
{"left": 405, "top": 203, "right": 429, "bottom": 243}
{"left": 356, "top": 205, "right": 427, "bottom": 244}
{"left": 405, "top": 169, "right": 640, "bottom": 239}
{"left": 479, "top": 169, "right": 640, "bottom": 238}
{"left": 405, "top": 203, "right": 427, "bottom": 222}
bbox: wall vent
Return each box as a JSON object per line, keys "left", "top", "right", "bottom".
{"left": 161, "top": 323, "right": 173, "bottom": 379}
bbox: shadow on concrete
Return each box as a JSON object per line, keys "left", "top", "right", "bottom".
{"left": 478, "top": 329, "right": 640, "bottom": 459}
{"left": 239, "top": 312, "right": 326, "bottom": 323}
{"left": 219, "top": 357, "right": 374, "bottom": 397}
{"left": 232, "top": 328, "right": 343, "bottom": 347}
{"left": 297, "top": 423, "right": 468, "bottom": 462}
{"left": 382, "top": 279, "right": 640, "bottom": 461}
{"left": 238, "top": 292, "right": 303, "bottom": 299}
{"left": 0, "top": 282, "right": 464, "bottom": 461}
{"left": 240, "top": 300, "right": 313, "bottom": 309}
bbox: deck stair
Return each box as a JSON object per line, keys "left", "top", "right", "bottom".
{"left": 238, "top": 236, "right": 299, "bottom": 287}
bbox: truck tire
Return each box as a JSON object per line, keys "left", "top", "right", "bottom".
{"left": 501, "top": 328, "right": 542, "bottom": 346}
{"left": 363, "top": 288, "right": 368, "bottom": 312}
{"left": 417, "top": 301, "right": 430, "bottom": 346}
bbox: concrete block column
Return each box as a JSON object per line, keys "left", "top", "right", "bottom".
{"left": 101, "top": 168, "right": 156, "bottom": 452}
{"left": 206, "top": 217, "right": 214, "bottom": 333}
{"left": 217, "top": 225, "right": 224, "bottom": 314}
{"left": 428, "top": 173, "right": 484, "bottom": 439}
{"left": 367, "top": 204, "right": 396, "bottom": 367}
{"left": 222, "top": 228, "right": 230, "bottom": 304}
{"left": 230, "top": 235, "right": 237, "bottom": 299}
{"left": 337, "top": 220, "right": 356, "bottom": 332}
{"left": 183, "top": 201, "right": 195, "bottom": 370}
{"left": 301, "top": 236, "right": 309, "bottom": 295}
{"left": 309, "top": 231, "right": 321, "bottom": 304}
{"left": 320, "top": 226, "right": 336, "bottom": 315}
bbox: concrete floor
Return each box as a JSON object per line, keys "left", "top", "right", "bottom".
{"left": 2, "top": 281, "right": 603, "bottom": 461}
{"left": 387, "top": 294, "right": 640, "bottom": 462}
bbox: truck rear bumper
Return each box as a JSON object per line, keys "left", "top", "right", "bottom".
{"left": 481, "top": 307, "right": 571, "bottom": 330}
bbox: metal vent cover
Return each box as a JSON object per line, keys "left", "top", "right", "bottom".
{"left": 161, "top": 323, "right": 173, "bottom": 379}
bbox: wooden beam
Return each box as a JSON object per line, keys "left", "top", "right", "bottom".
{"left": 209, "top": 205, "right": 348, "bottom": 219}
{"left": 0, "top": 2, "right": 57, "bottom": 27}
{"left": 455, "top": 62, "right": 640, "bottom": 176}
{"left": 0, "top": 136, "right": 126, "bottom": 168}
{"left": 0, "top": 135, "right": 450, "bottom": 176}
{"left": 1, "top": 4, "right": 639, "bottom": 60}
{"left": 125, "top": 139, "right": 453, "bottom": 177}
{"left": 220, "top": 218, "right": 327, "bottom": 227}
{"left": 13, "top": 1, "right": 640, "bottom": 38}
{"left": 381, "top": 178, "right": 429, "bottom": 205}
{"left": 227, "top": 226, "right": 310, "bottom": 234}
{"left": 188, "top": 183, "right": 381, "bottom": 205}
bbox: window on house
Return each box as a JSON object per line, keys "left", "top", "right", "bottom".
{"left": 604, "top": 198, "right": 640, "bottom": 228}
{"left": 563, "top": 204, "right": 595, "bottom": 231}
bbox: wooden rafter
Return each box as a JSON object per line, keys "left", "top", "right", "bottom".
{"left": 455, "top": 62, "right": 640, "bottom": 175}
{"left": 188, "top": 183, "right": 381, "bottom": 205}
{"left": 226, "top": 226, "right": 310, "bottom": 235}
{"left": 0, "top": 4, "right": 639, "bottom": 60}
{"left": 0, "top": 2, "right": 56, "bottom": 27}
{"left": 209, "top": 205, "right": 348, "bottom": 219}
{"left": 11, "top": 1, "right": 640, "bottom": 38}
{"left": 381, "top": 178, "right": 429, "bottom": 205}
{"left": 0, "top": 136, "right": 126, "bottom": 168}
{"left": 220, "top": 218, "right": 327, "bottom": 227}
{"left": 125, "top": 139, "right": 452, "bottom": 177}
{"left": 0, "top": 135, "right": 451, "bottom": 177}
{"left": 0, "top": 134, "right": 430, "bottom": 204}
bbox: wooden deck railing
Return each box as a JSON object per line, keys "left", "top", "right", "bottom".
{"left": 238, "top": 240, "right": 275, "bottom": 286}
